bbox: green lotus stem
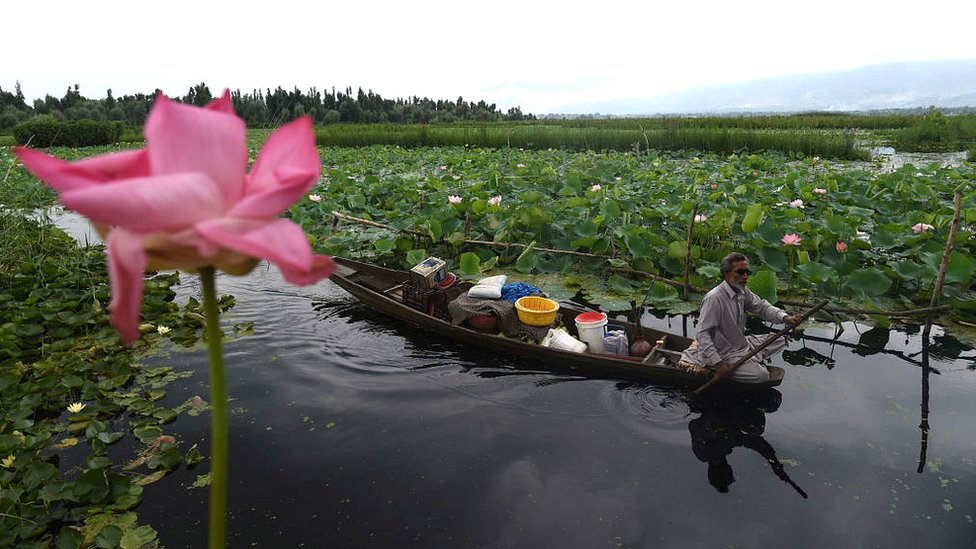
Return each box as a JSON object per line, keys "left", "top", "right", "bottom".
{"left": 200, "top": 266, "right": 228, "bottom": 549}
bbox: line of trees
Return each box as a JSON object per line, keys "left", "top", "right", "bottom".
{"left": 0, "top": 82, "right": 534, "bottom": 131}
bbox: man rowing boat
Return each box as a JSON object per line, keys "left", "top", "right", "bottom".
{"left": 678, "top": 252, "right": 801, "bottom": 383}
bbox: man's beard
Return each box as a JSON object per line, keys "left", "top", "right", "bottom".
{"left": 729, "top": 280, "right": 746, "bottom": 292}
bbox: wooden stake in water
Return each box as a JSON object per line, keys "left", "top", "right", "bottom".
{"left": 922, "top": 191, "right": 962, "bottom": 343}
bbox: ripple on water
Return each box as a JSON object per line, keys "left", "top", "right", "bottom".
{"left": 605, "top": 382, "right": 693, "bottom": 427}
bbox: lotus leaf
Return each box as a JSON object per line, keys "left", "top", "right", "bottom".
{"left": 891, "top": 260, "right": 934, "bottom": 281}
{"left": 741, "top": 203, "right": 764, "bottom": 233}
{"left": 459, "top": 252, "right": 481, "bottom": 275}
{"left": 647, "top": 281, "right": 679, "bottom": 302}
{"left": 796, "top": 261, "right": 836, "bottom": 283}
{"left": 747, "top": 270, "right": 778, "bottom": 303}
{"left": 945, "top": 250, "right": 975, "bottom": 285}
{"left": 846, "top": 268, "right": 893, "bottom": 297}
{"left": 623, "top": 229, "right": 655, "bottom": 259}
{"left": 756, "top": 248, "right": 788, "bottom": 272}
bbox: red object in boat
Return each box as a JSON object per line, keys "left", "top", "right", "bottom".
{"left": 438, "top": 272, "right": 456, "bottom": 288}
{"left": 575, "top": 311, "right": 607, "bottom": 323}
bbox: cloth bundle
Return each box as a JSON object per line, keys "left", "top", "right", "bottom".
{"left": 467, "top": 275, "right": 507, "bottom": 299}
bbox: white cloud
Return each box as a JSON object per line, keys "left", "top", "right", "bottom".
{"left": 4, "top": 0, "right": 975, "bottom": 113}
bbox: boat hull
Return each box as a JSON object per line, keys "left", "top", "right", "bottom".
{"left": 328, "top": 257, "right": 783, "bottom": 389}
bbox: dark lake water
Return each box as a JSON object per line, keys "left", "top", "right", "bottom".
{"left": 127, "top": 265, "right": 976, "bottom": 549}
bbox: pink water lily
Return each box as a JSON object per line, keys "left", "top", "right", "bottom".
{"left": 590, "top": 184, "right": 602, "bottom": 192}
{"left": 308, "top": 194, "right": 322, "bottom": 202}
{"left": 912, "top": 222, "right": 934, "bottom": 234}
{"left": 14, "top": 91, "right": 335, "bottom": 343}
{"left": 813, "top": 188, "right": 827, "bottom": 194}
{"left": 448, "top": 195, "right": 463, "bottom": 204}
{"left": 781, "top": 233, "right": 802, "bottom": 246}
{"left": 836, "top": 241, "right": 848, "bottom": 253}
{"left": 694, "top": 214, "right": 708, "bottom": 223}
{"left": 488, "top": 195, "right": 502, "bottom": 206}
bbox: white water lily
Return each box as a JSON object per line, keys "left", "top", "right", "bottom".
{"left": 67, "top": 402, "right": 86, "bottom": 414}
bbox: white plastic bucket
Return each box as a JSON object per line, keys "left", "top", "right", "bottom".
{"left": 575, "top": 312, "right": 608, "bottom": 353}
{"left": 541, "top": 328, "right": 587, "bottom": 353}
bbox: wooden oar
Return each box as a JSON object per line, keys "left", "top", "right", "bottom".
{"left": 693, "top": 300, "right": 829, "bottom": 395}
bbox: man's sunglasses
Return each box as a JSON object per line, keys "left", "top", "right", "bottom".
{"left": 734, "top": 268, "right": 751, "bottom": 275}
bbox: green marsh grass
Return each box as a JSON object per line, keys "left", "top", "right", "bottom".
{"left": 315, "top": 122, "right": 867, "bottom": 159}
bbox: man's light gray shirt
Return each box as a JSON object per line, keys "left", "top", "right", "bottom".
{"left": 683, "top": 280, "right": 788, "bottom": 367}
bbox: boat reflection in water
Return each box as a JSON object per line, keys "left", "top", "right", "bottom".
{"left": 688, "top": 389, "right": 807, "bottom": 498}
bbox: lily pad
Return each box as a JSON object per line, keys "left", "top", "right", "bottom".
{"left": 748, "top": 270, "right": 778, "bottom": 303}
{"left": 846, "top": 268, "right": 893, "bottom": 298}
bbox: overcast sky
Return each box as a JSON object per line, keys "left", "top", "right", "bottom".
{"left": 5, "top": 0, "right": 975, "bottom": 114}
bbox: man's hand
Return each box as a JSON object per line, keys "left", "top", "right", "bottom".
{"left": 784, "top": 314, "right": 802, "bottom": 326}
{"left": 715, "top": 361, "right": 732, "bottom": 379}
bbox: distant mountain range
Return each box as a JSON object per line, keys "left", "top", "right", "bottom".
{"left": 552, "top": 59, "right": 976, "bottom": 116}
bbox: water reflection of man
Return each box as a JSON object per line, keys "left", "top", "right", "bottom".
{"left": 689, "top": 389, "right": 807, "bottom": 497}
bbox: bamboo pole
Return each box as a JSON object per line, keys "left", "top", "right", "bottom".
{"left": 611, "top": 267, "right": 710, "bottom": 293}
{"left": 777, "top": 299, "right": 952, "bottom": 318}
{"left": 461, "top": 239, "right": 606, "bottom": 258}
{"left": 922, "top": 191, "right": 963, "bottom": 342}
{"left": 332, "top": 211, "right": 427, "bottom": 236}
{"left": 332, "top": 211, "right": 610, "bottom": 258}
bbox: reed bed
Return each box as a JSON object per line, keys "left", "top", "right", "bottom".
{"left": 315, "top": 123, "right": 866, "bottom": 159}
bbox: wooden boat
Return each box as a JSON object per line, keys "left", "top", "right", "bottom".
{"left": 329, "top": 257, "right": 784, "bottom": 389}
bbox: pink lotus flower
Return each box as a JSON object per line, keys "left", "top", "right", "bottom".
{"left": 710, "top": 183, "right": 718, "bottom": 189}
{"left": 14, "top": 91, "right": 335, "bottom": 343}
{"left": 590, "top": 184, "right": 602, "bottom": 192}
{"left": 488, "top": 195, "right": 502, "bottom": 206}
{"left": 694, "top": 214, "right": 708, "bottom": 223}
{"left": 308, "top": 194, "right": 322, "bottom": 202}
{"left": 789, "top": 199, "right": 805, "bottom": 209}
{"left": 813, "top": 188, "right": 827, "bottom": 194}
{"left": 448, "top": 195, "right": 463, "bottom": 204}
{"left": 752, "top": 171, "right": 759, "bottom": 177}
{"left": 836, "top": 241, "right": 848, "bottom": 253}
{"left": 781, "top": 233, "right": 802, "bottom": 246}
{"left": 912, "top": 222, "right": 934, "bottom": 234}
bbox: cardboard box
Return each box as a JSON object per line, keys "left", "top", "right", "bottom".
{"left": 409, "top": 257, "right": 448, "bottom": 289}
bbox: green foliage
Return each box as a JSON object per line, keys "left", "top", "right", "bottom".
{"left": 12, "top": 117, "right": 124, "bottom": 147}
{"left": 893, "top": 110, "right": 976, "bottom": 152}
{"left": 0, "top": 211, "right": 225, "bottom": 545}
{"left": 299, "top": 144, "right": 976, "bottom": 318}
{"left": 748, "top": 270, "right": 779, "bottom": 303}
